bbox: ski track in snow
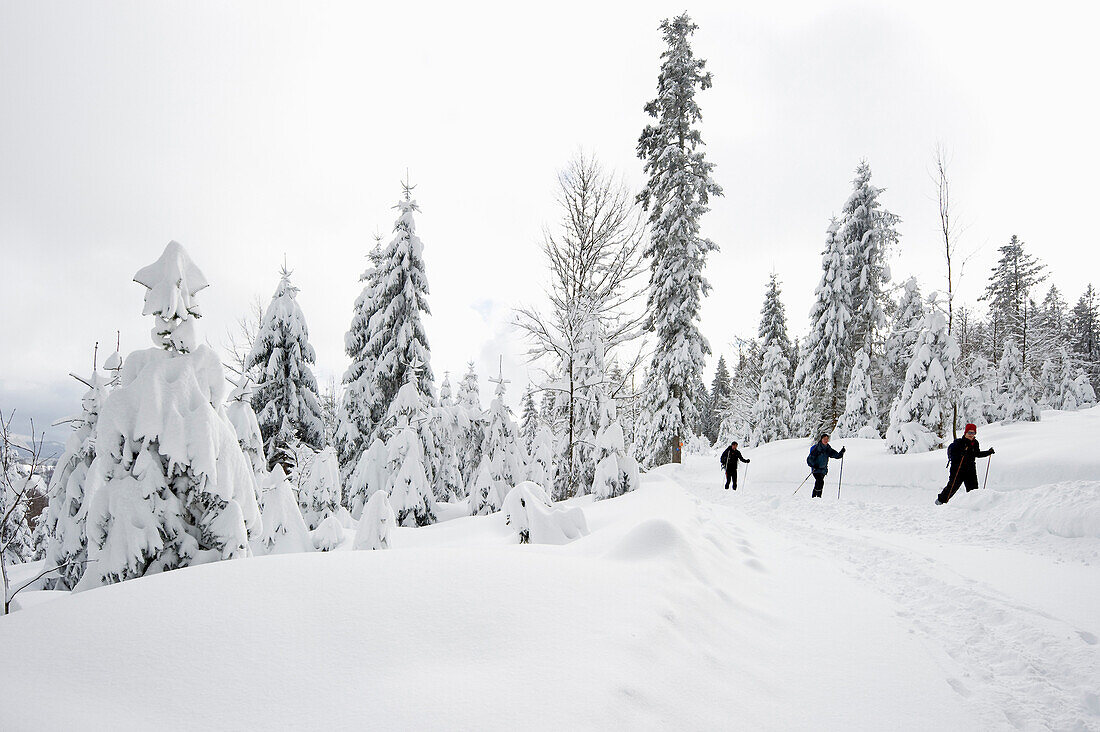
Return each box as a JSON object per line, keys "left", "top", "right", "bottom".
{"left": 670, "top": 460, "right": 1100, "bottom": 731}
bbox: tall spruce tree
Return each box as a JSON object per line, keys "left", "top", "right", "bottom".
{"left": 838, "top": 162, "right": 899, "bottom": 355}
{"left": 1069, "top": 284, "right": 1099, "bottom": 386}
{"left": 636, "top": 13, "right": 722, "bottom": 466}
{"left": 980, "top": 235, "right": 1047, "bottom": 366}
{"left": 246, "top": 267, "right": 326, "bottom": 471}
{"left": 758, "top": 272, "right": 793, "bottom": 364}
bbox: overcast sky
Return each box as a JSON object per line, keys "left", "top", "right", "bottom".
{"left": 2, "top": 0, "right": 1098, "bottom": 440}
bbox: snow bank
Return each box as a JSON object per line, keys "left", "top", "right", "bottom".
{"left": 952, "top": 481, "right": 1100, "bottom": 539}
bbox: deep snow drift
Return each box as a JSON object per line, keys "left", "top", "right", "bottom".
{"left": 2, "top": 408, "right": 1099, "bottom": 730}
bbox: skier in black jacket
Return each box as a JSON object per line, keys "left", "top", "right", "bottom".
{"left": 720, "top": 441, "right": 750, "bottom": 490}
{"left": 936, "top": 423, "right": 994, "bottom": 505}
{"left": 807, "top": 434, "right": 844, "bottom": 498}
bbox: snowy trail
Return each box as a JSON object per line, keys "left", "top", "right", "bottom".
{"left": 669, "top": 456, "right": 1100, "bottom": 731}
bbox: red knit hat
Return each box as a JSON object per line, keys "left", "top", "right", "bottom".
{"left": 965, "top": 423, "right": 977, "bottom": 433}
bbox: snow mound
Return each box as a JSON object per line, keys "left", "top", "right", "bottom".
{"left": 502, "top": 481, "right": 588, "bottom": 544}
{"left": 606, "top": 518, "right": 689, "bottom": 561}
{"left": 952, "top": 481, "right": 1100, "bottom": 539}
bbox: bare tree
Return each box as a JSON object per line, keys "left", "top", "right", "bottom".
{"left": 224, "top": 295, "right": 266, "bottom": 376}
{"left": 515, "top": 151, "right": 648, "bottom": 496}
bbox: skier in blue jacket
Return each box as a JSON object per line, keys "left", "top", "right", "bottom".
{"left": 807, "top": 434, "right": 845, "bottom": 498}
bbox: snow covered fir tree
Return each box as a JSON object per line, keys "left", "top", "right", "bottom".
{"left": 246, "top": 266, "right": 326, "bottom": 471}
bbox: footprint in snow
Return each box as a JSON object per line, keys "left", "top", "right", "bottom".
{"left": 1076, "top": 630, "right": 1097, "bottom": 645}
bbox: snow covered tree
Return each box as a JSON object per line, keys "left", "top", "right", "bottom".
{"left": 996, "top": 338, "right": 1040, "bottom": 422}
{"left": 1, "top": 443, "right": 34, "bottom": 568}
{"left": 700, "top": 355, "right": 731, "bottom": 444}
{"left": 526, "top": 423, "right": 555, "bottom": 491}
{"left": 456, "top": 363, "right": 484, "bottom": 486}
{"left": 790, "top": 339, "right": 816, "bottom": 439}
{"left": 750, "top": 344, "right": 792, "bottom": 445}
{"left": 805, "top": 220, "right": 853, "bottom": 433}
{"left": 884, "top": 277, "right": 925, "bottom": 415}
{"left": 471, "top": 372, "right": 524, "bottom": 513}
{"left": 1074, "top": 369, "right": 1097, "bottom": 408}
{"left": 429, "top": 373, "right": 467, "bottom": 501}
{"left": 959, "top": 354, "right": 998, "bottom": 426}
{"left": 246, "top": 267, "right": 326, "bottom": 471}
{"left": 981, "top": 235, "right": 1047, "bottom": 366}
{"left": 636, "top": 13, "right": 722, "bottom": 467}
{"left": 381, "top": 366, "right": 437, "bottom": 527}
{"left": 79, "top": 242, "right": 262, "bottom": 588}
{"left": 520, "top": 385, "right": 539, "bottom": 452}
{"left": 836, "top": 347, "right": 879, "bottom": 438}
{"left": 1069, "top": 284, "right": 1099, "bottom": 387}
{"left": 758, "top": 272, "right": 793, "bottom": 367}
{"left": 336, "top": 234, "right": 384, "bottom": 483}
{"left": 1039, "top": 358, "right": 1059, "bottom": 408}
{"left": 346, "top": 436, "right": 388, "bottom": 520}
{"left": 886, "top": 308, "right": 959, "bottom": 454}
{"left": 353, "top": 491, "right": 395, "bottom": 550}
{"left": 297, "top": 446, "right": 341, "bottom": 531}
{"left": 838, "top": 161, "right": 899, "bottom": 359}
{"left": 360, "top": 183, "right": 436, "bottom": 433}
{"left": 590, "top": 397, "right": 640, "bottom": 500}
{"left": 41, "top": 364, "right": 111, "bottom": 590}
{"left": 224, "top": 374, "right": 266, "bottom": 507}
{"left": 252, "top": 466, "right": 312, "bottom": 556}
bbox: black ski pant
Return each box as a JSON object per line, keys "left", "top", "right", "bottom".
{"left": 937, "top": 465, "right": 979, "bottom": 504}
{"left": 724, "top": 470, "right": 738, "bottom": 490}
{"left": 811, "top": 472, "right": 825, "bottom": 498}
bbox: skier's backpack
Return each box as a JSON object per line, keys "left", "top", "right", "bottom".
{"left": 806, "top": 444, "right": 817, "bottom": 468}
{"left": 947, "top": 439, "right": 959, "bottom": 464}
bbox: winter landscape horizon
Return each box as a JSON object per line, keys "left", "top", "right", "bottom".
{"left": 2, "top": 3, "right": 1099, "bottom": 731}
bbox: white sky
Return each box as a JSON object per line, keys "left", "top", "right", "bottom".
{"left": 2, "top": 1, "right": 1098, "bottom": 439}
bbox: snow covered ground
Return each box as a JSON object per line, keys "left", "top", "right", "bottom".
{"left": 2, "top": 409, "right": 1099, "bottom": 730}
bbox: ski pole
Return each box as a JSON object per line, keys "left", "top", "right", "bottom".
{"left": 837, "top": 454, "right": 844, "bottom": 500}
{"left": 793, "top": 472, "right": 812, "bottom": 495}
{"left": 982, "top": 455, "right": 992, "bottom": 490}
{"left": 743, "top": 464, "right": 748, "bottom": 491}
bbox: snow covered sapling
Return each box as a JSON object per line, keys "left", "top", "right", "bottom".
{"left": 311, "top": 514, "right": 345, "bottom": 552}
{"left": 78, "top": 242, "right": 262, "bottom": 588}
{"left": 471, "top": 369, "right": 524, "bottom": 514}
{"left": 526, "top": 423, "right": 555, "bottom": 492}
{"left": 41, "top": 360, "right": 112, "bottom": 590}
{"left": 253, "top": 466, "right": 312, "bottom": 556}
{"left": 224, "top": 373, "right": 267, "bottom": 508}
{"left": 382, "top": 366, "right": 437, "bottom": 527}
{"left": 959, "top": 354, "right": 998, "bottom": 426}
{"left": 591, "top": 397, "right": 640, "bottom": 500}
{"left": 1074, "top": 369, "right": 1097, "bottom": 408}
{"left": 347, "top": 436, "right": 388, "bottom": 520}
{"left": 353, "top": 491, "right": 395, "bottom": 550}
{"left": 1, "top": 413, "right": 47, "bottom": 614}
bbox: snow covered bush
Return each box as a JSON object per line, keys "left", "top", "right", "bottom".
{"left": 353, "top": 491, "right": 395, "bottom": 550}
{"left": 885, "top": 308, "right": 959, "bottom": 454}
{"left": 682, "top": 433, "right": 714, "bottom": 456}
{"left": 78, "top": 242, "right": 263, "bottom": 589}
{"left": 470, "top": 375, "right": 523, "bottom": 514}
{"left": 347, "top": 436, "right": 388, "bottom": 520}
{"left": 502, "top": 481, "right": 589, "bottom": 545}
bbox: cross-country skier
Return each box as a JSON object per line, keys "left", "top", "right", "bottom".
{"left": 936, "top": 423, "right": 994, "bottom": 505}
{"left": 806, "top": 434, "right": 844, "bottom": 498}
{"left": 720, "top": 441, "right": 750, "bottom": 490}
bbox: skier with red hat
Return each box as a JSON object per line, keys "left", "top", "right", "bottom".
{"left": 936, "top": 423, "right": 995, "bottom": 505}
